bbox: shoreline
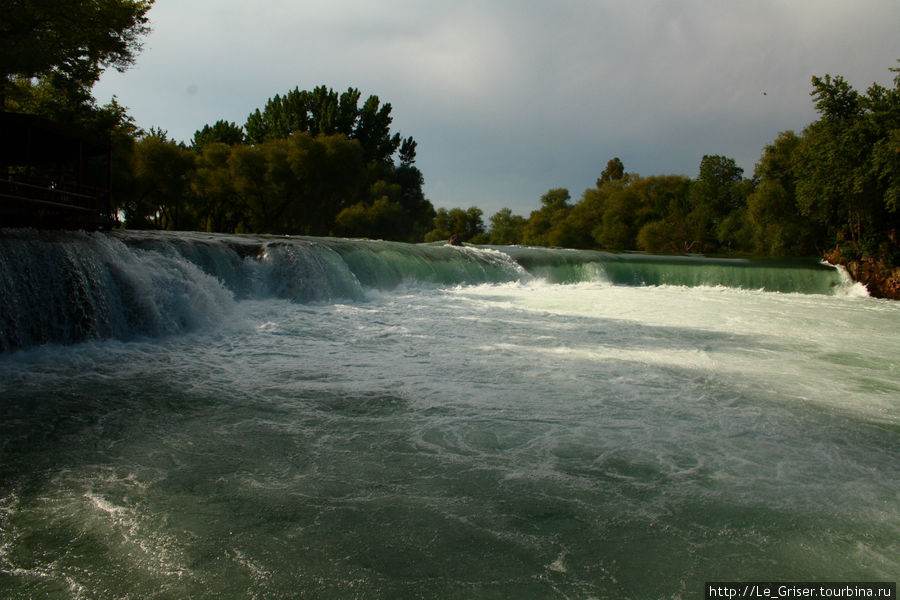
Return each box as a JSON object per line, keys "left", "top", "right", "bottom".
{"left": 825, "top": 250, "right": 900, "bottom": 300}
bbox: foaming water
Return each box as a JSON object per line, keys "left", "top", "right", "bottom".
{"left": 0, "top": 232, "right": 897, "bottom": 598}
{"left": 1, "top": 230, "right": 852, "bottom": 353}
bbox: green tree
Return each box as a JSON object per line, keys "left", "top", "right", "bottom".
{"left": 745, "top": 131, "right": 820, "bottom": 255}
{"left": 190, "top": 142, "right": 244, "bottom": 232}
{"left": 293, "top": 133, "right": 367, "bottom": 235}
{"left": 390, "top": 163, "right": 435, "bottom": 241}
{"left": 425, "top": 207, "right": 485, "bottom": 243}
{"left": 398, "top": 136, "right": 418, "bottom": 166}
{"left": 522, "top": 188, "right": 572, "bottom": 246}
{"left": 244, "top": 85, "right": 404, "bottom": 165}
{"left": 564, "top": 187, "right": 606, "bottom": 249}
{"left": 487, "top": 208, "right": 527, "bottom": 245}
{"left": 636, "top": 220, "right": 675, "bottom": 253}
{"left": 334, "top": 195, "right": 405, "bottom": 240}
{"left": 3, "top": 0, "right": 153, "bottom": 227}
{"left": 692, "top": 154, "right": 745, "bottom": 216}
{"left": 593, "top": 186, "right": 641, "bottom": 250}
{"left": 597, "top": 157, "right": 625, "bottom": 185}
{"left": 810, "top": 74, "right": 861, "bottom": 121}
{"left": 127, "top": 129, "right": 196, "bottom": 229}
{"left": 192, "top": 131, "right": 362, "bottom": 235}
{"left": 355, "top": 94, "right": 402, "bottom": 164}
{"left": 872, "top": 128, "right": 900, "bottom": 216}
{"left": 794, "top": 66, "right": 900, "bottom": 263}
{"left": 630, "top": 175, "right": 692, "bottom": 221}
{"left": 191, "top": 120, "right": 244, "bottom": 151}
{"left": 575, "top": 172, "right": 688, "bottom": 252}
{"left": 228, "top": 141, "right": 279, "bottom": 233}
{"left": 231, "top": 84, "right": 430, "bottom": 238}
{"left": 685, "top": 155, "right": 750, "bottom": 251}
{"left": 1, "top": 0, "right": 154, "bottom": 107}
{"left": 584, "top": 169, "right": 658, "bottom": 251}
{"left": 636, "top": 178, "right": 702, "bottom": 254}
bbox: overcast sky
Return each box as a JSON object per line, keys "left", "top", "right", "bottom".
{"left": 94, "top": 0, "right": 900, "bottom": 217}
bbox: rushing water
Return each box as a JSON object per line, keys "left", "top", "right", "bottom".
{"left": 0, "top": 230, "right": 897, "bottom": 599}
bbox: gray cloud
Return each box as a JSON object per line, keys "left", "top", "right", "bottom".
{"left": 94, "top": 0, "right": 900, "bottom": 216}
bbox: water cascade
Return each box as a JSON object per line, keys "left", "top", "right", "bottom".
{"left": 0, "top": 229, "right": 852, "bottom": 353}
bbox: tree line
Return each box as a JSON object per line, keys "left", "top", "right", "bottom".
{"left": 1, "top": 3, "right": 435, "bottom": 241}
{"left": 2, "top": 1, "right": 897, "bottom": 282}
{"left": 460, "top": 65, "right": 898, "bottom": 282}
{"left": 120, "top": 85, "right": 435, "bottom": 241}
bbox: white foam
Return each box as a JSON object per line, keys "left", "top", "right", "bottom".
{"left": 546, "top": 550, "right": 568, "bottom": 573}
{"left": 85, "top": 492, "right": 127, "bottom": 516}
{"left": 828, "top": 262, "right": 872, "bottom": 298}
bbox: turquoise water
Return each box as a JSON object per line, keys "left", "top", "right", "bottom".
{"left": 0, "top": 231, "right": 897, "bottom": 598}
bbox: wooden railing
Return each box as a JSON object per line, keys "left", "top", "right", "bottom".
{"left": 1, "top": 178, "right": 112, "bottom": 229}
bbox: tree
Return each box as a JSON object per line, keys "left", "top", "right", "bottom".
{"left": 745, "top": 131, "right": 820, "bottom": 255}
{"left": 684, "top": 155, "right": 750, "bottom": 251}
{"left": 1, "top": 0, "right": 154, "bottom": 107}
{"left": 870, "top": 62, "right": 900, "bottom": 216}
{"left": 334, "top": 196, "right": 405, "bottom": 240}
{"left": 229, "top": 84, "right": 431, "bottom": 238}
{"left": 794, "top": 66, "right": 900, "bottom": 263}
{"left": 398, "top": 136, "right": 417, "bottom": 166}
{"left": 487, "top": 208, "right": 527, "bottom": 245}
{"left": 128, "top": 130, "right": 196, "bottom": 230}
{"left": 693, "top": 154, "right": 745, "bottom": 216}
{"left": 354, "top": 94, "right": 402, "bottom": 164}
{"left": 294, "top": 133, "right": 368, "bottom": 235}
{"left": 636, "top": 182, "right": 700, "bottom": 254}
{"left": 574, "top": 173, "right": 688, "bottom": 252}
{"left": 629, "top": 174, "right": 692, "bottom": 221}
{"left": 244, "top": 85, "right": 405, "bottom": 165}
{"left": 522, "top": 188, "right": 571, "bottom": 246}
{"left": 598, "top": 157, "right": 625, "bottom": 185}
{"left": 810, "top": 74, "right": 861, "bottom": 122}
{"left": 191, "top": 120, "right": 245, "bottom": 151}
{"left": 191, "top": 142, "right": 244, "bottom": 233}
{"left": 872, "top": 128, "right": 900, "bottom": 216}
{"left": 227, "top": 141, "right": 279, "bottom": 233}
{"left": 583, "top": 172, "right": 661, "bottom": 251}
{"left": 148, "top": 85, "right": 433, "bottom": 238}
{"left": 390, "top": 162, "right": 435, "bottom": 241}
{"left": 425, "top": 207, "right": 485, "bottom": 243}
{"left": 2, "top": 0, "right": 153, "bottom": 221}
{"left": 565, "top": 187, "right": 607, "bottom": 248}
{"left": 594, "top": 186, "right": 640, "bottom": 250}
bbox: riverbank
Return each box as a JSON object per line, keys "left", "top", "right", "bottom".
{"left": 826, "top": 249, "right": 900, "bottom": 300}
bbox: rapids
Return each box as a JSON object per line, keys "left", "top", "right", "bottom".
{"left": 0, "top": 230, "right": 896, "bottom": 599}
{"left": 0, "top": 229, "right": 848, "bottom": 352}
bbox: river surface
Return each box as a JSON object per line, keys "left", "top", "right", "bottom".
{"left": 0, "top": 231, "right": 897, "bottom": 598}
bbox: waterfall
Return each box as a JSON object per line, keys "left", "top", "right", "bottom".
{"left": 0, "top": 229, "right": 852, "bottom": 352}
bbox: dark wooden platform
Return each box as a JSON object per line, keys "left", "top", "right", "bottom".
{"left": 1, "top": 112, "right": 113, "bottom": 230}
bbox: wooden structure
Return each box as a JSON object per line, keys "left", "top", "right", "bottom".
{"left": 1, "top": 112, "right": 113, "bottom": 229}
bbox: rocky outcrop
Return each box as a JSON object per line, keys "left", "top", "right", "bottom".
{"left": 825, "top": 249, "right": 900, "bottom": 300}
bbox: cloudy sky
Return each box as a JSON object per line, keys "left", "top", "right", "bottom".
{"left": 94, "top": 0, "right": 900, "bottom": 217}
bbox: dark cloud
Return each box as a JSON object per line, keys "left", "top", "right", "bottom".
{"left": 95, "top": 0, "right": 900, "bottom": 216}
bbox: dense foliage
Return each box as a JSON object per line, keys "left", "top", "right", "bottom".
{"left": 119, "top": 86, "right": 435, "bottom": 240}
{"left": 1, "top": 0, "right": 153, "bottom": 108}
{"left": 0, "top": 1, "right": 434, "bottom": 241}
{"left": 481, "top": 63, "right": 899, "bottom": 279}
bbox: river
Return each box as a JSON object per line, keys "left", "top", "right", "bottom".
{"left": 1, "top": 230, "right": 897, "bottom": 598}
